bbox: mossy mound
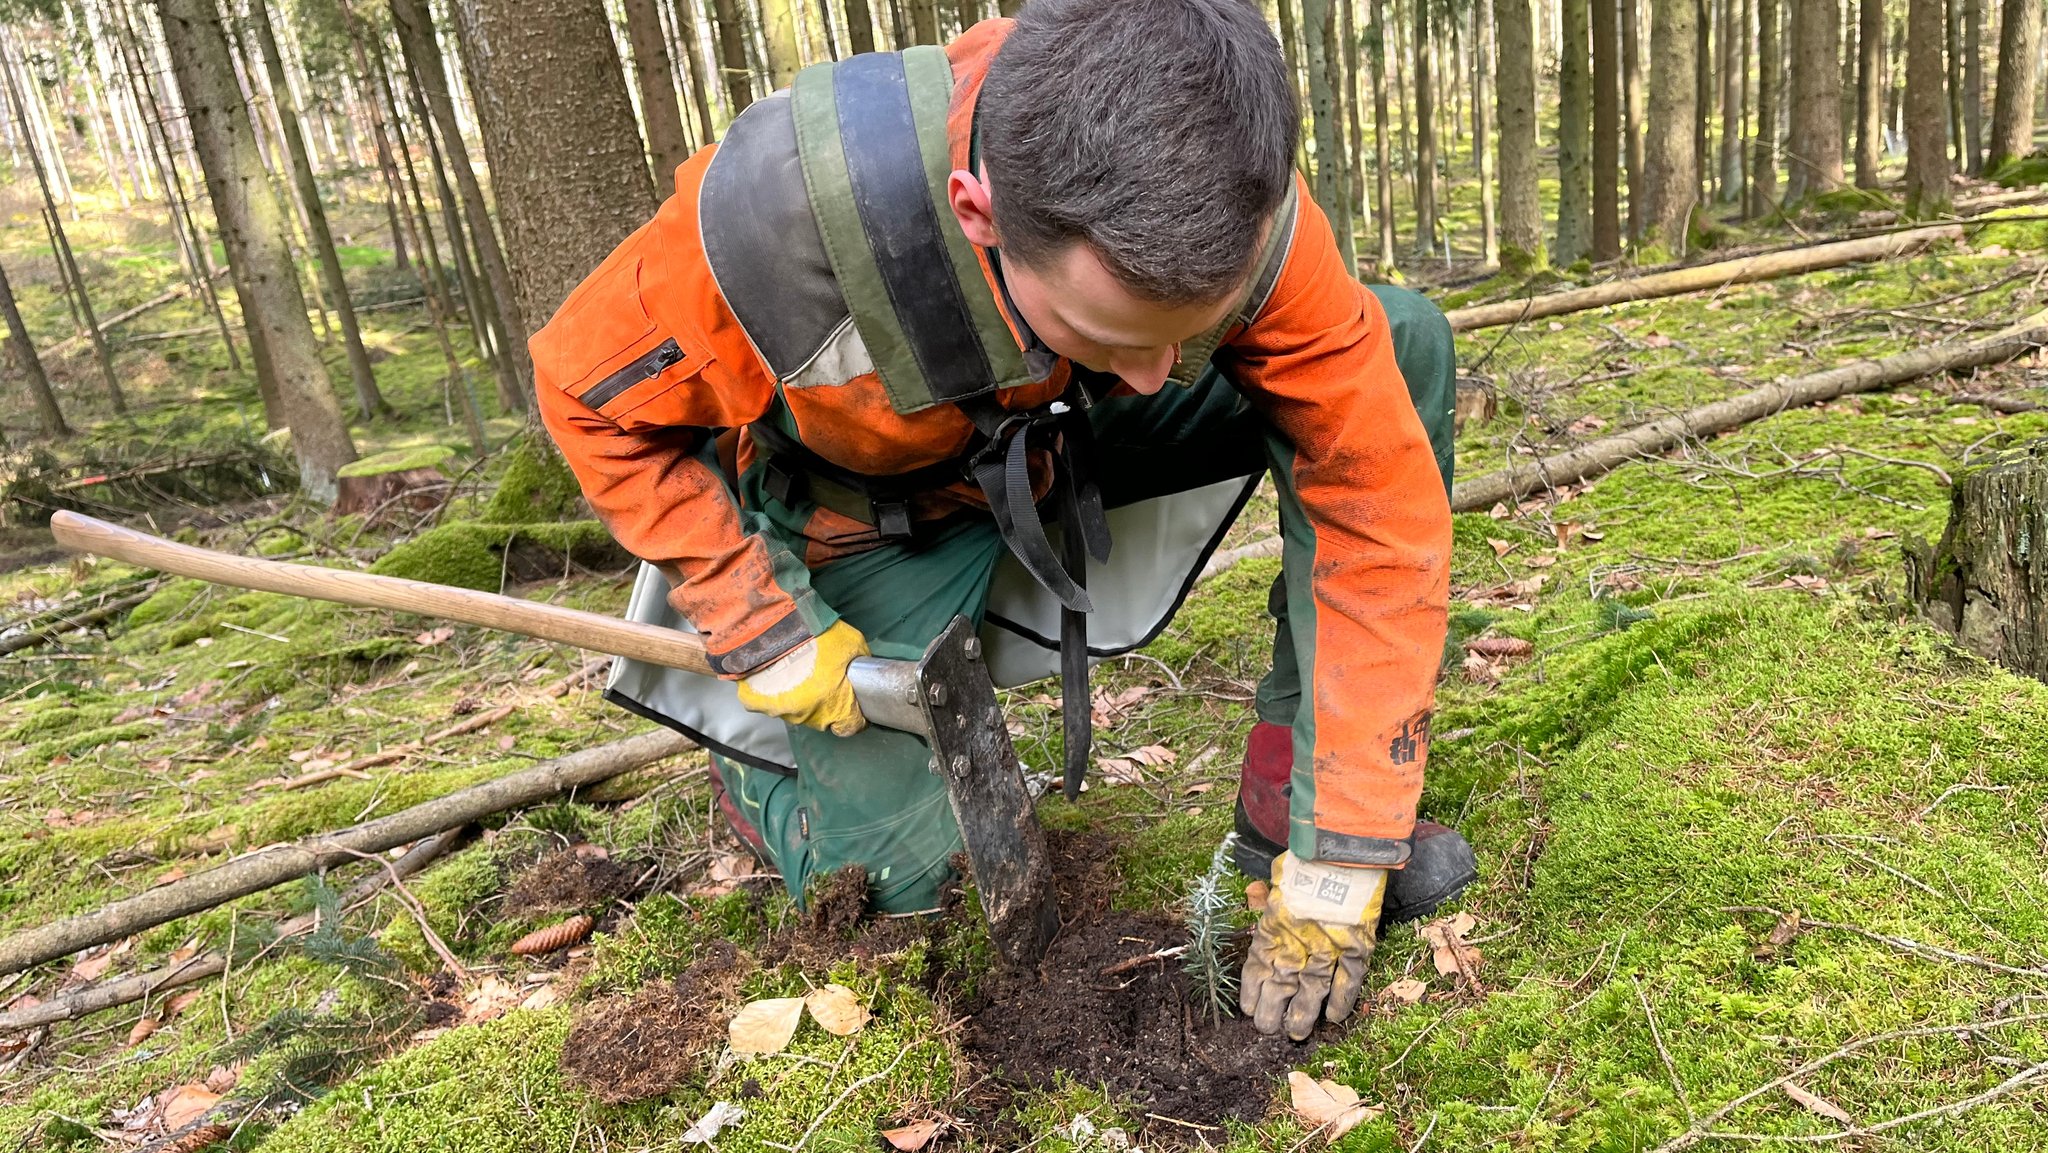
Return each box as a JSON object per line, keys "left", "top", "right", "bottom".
{"left": 336, "top": 445, "right": 455, "bottom": 479}
{"left": 368, "top": 520, "right": 626, "bottom": 591}
{"left": 480, "top": 433, "right": 585, "bottom": 525}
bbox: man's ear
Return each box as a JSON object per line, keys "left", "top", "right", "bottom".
{"left": 947, "top": 169, "right": 1000, "bottom": 248}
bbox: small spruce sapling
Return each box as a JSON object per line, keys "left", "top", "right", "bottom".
{"left": 1184, "top": 832, "right": 1241, "bottom": 1022}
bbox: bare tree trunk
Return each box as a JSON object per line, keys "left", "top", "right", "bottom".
{"left": 1622, "top": 0, "right": 1645, "bottom": 238}
{"left": 1695, "top": 0, "right": 1711, "bottom": 203}
{"left": 1783, "top": 0, "right": 1845, "bottom": 202}
{"left": 907, "top": 0, "right": 937, "bottom": 43}
{"left": 1557, "top": 0, "right": 1591, "bottom": 261}
{"left": 1409, "top": 0, "right": 1435, "bottom": 257}
{"left": 1854, "top": 0, "right": 1884, "bottom": 186}
{"left": 452, "top": 0, "right": 659, "bottom": 337}
{"left": 1304, "top": 0, "right": 1357, "bottom": 272}
{"left": 1343, "top": 0, "right": 1367, "bottom": 229}
{"left": 762, "top": 0, "right": 799, "bottom": 88}
{"left": 711, "top": 0, "right": 754, "bottom": 115}
{"left": 1987, "top": 0, "right": 2042, "bottom": 171}
{"left": 157, "top": 0, "right": 358, "bottom": 502}
{"left": 1719, "top": 0, "right": 1743, "bottom": 198}
{"left": 1947, "top": 0, "right": 1965, "bottom": 164}
{"left": 1475, "top": 0, "right": 1500, "bottom": 265}
{"left": 814, "top": 0, "right": 839, "bottom": 58}
{"left": 1905, "top": 0, "right": 1954, "bottom": 212}
{"left": 391, "top": 0, "right": 531, "bottom": 412}
{"left": 347, "top": 4, "right": 452, "bottom": 324}
{"left": 1750, "top": 0, "right": 1780, "bottom": 213}
{"left": 624, "top": 0, "right": 692, "bottom": 188}
{"left": 1640, "top": 0, "right": 1699, "bottom": 248}
{"left": 1496, "top": 0, "right": 1544, "bottom": 270}
{"left": 844, "top": 0, "right": 875, "bottom": 54}
{"left": 1591, "top": 0, "right": 1620, "bottom": 258}
{"left": 0, "top": 255, "right": 68, "bottom": 437}
{"left": 250, "top": 0, "right": 385, "bottom": 421}
{"left": 1370, "top": 0, "right": 1399, "bottom": 268}
{"left": 668, "top": 0, "right": 720, "bottom": 139}
{"left": 1963, "top": 0, "right": 1983, "bottom": 173}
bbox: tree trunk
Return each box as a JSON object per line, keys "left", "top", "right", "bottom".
{"left": 350, "top": 5, "right": 454, "bottom": 323}
{"left": 1475, "top": 0, "right": 1500, "bottom": 265}
{"left": 252, "top": 0, "right": 386, "bottom": 422}
{"left": 1303, "top": 0, "right": 1357, "bottom": 273}
{"left": 624, "top": 0, "right": 692, "bottom": 188}
{"left": 392, "top": 0, "right": 533, "bottom": 412}
{"left": 711, "top": 0, "right": 753, "bottom": 116}
{"left": 668, "top": 0, "right": 719, "bottom": 141}
{"left": 908, "top": 0, "right": 937, "bottom": 43}
{"left": 157, "top": 0, "right": 357, "bottom": 502}
{"left": 1908, "top": 440, "right": 2048, "bottom": 684}
{"left": 1855, "top": 0, "right": 1884, "bottom": 186}
{"left": 1409, "top": 0, "right": 1435, "bottom": 257}
{"left": 1557, "top": 0, "right": 1592, "bottom": 262}
{"left": 1987, "top": 0, "right": 2042, "bottom": 171}
{"left": 1640, "top": 0, "right": 1699, "bottom": 248}
{"left": 844, "top": 0, "right": 875, "bottom": 54}
{"left": 453, "top": 0, "right": 659, "bottom": 337}
{"left": 1947, "top": 0, "right": 1965, "bottom": 164}
{"left": 1750, "top": 0, "right": 1780, "bottom": 214}
{"left": 1622, "top": 0, "right": 1645, "bottom": 239}
{"left": 814, "top": 0, "right": 839, "bottom": 58}
{"left": 1718, "top": 0, "right": 1743, "bottom": 198}
{"left": 1343, "top": 0, "right": 1367, "bottom": 228}
{"left": 761, "top": 0, "right": 800, "bottom": 89}
{"left": 1905, "top": 0, "right": 1954, "bottom": 213}
{"left": 1963, "top": 0, "right": 1984, "bottom": 173}
{"left": 1784, "top": 0, "right": 1845, "bottom": 202}
{"left": 1371, "top": 0, "right": 1399, "bottom": 268}
{"left": 0, "top": 254, "right": 67, "bottom": 437}
{"left": 1495, "top": 0, "right": 1544, "bottom": 271}
{"left": 1278, "top": 0, "right": 1305, "bottom": 173}
{"left": 1591, "top": 0, "right": 1620, "bottom": 258}
{"left": 1695, "top": 0, "right": 1711, "bottom": 203}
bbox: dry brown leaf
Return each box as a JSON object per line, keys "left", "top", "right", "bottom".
{"left": 1489, "top": 501, "right": 1511, "bottom": 519}
{"left": 414, "top": 626, "right": 455, "bottom": 646}
{"left": 729, "top": 996, "right": 806, "bottom": 1055}
{"left": 1126, "top": 744, "right": 1177, "bottom": 766}
{"left": 1461, "top": 653, "right": 1500, "bottom": 684}
{"left": 1753, "top": 908, "right": 1803, "bottom": 961}
{"left": 159, "top": 1084, "right": 220, "bottom": 1131}
{"left": 71, "top": 949, "right": 113, "bottom": 982}
{"left": 1554, "top": 521, "right": 1583, "bottom": 548}
{"left": 1783, "top": 1082, "right": 1852, "bottom": 1123}
{"left": 1096, "top": 757, "right": 1145, "bottom": 786}
{"left": 1488, "top": 537, "right": 1517, "bottom": 558}
{"left": 1183, "top": 781, "right": 1215, "bottom": 796}
{"left": 804, "top": 984, "right": 871, "bottom": 1037}
{"left": 127, "top": 1015, "right": 161, "bottom": 1046}
{"left": 461, "top": 976, "right": 525, "bottom": 1025}
{"left": 203, "top": 1064, "right": 241, "bottom": 1094}
{"left": 881, "top": 1119, "right": 946, "bottom": 1150}
{"left": 1382, "top": 977, "right": 1428, "bottom": 1005}
{"left": 1418, "top": 913, "right": 1484, "bottom": 991}
{"left": 1286, "top": 1071, "right": 1381, "bottom": 1138}
{"left": 1525, "top": 553, "right": 1559, "bottom": 569}
{"left": 163, "top": 989, "right": 205, "bottom": 1020}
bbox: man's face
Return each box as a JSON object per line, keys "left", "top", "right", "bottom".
{"left": 1000, "top": 244, "right": 1241, "bottom": 395}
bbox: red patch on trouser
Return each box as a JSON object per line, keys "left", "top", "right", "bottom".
{"left": 1238, "top": 721, "right": 1293, "bottom": 846}
{"left": 706, "top": 755, "right": 771, "bottom": 862}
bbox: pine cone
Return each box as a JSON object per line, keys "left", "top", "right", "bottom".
{"left": 510, "top": 914, "right": 595, "bottom": 956}
{"left": 1463, "top": 636, "right": 1534, "bottom": 659}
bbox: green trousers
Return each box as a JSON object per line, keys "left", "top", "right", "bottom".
{"left": 713, "top": 285, "right": 1457, "bottom": 912}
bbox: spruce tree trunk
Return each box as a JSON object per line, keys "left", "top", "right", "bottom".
{"left": 1639, "top": 0, "right": 1698, "bottom": 248}
{"left": 1278, "top": 0, "right": 1305, "bottom": 170}
{"left": 1962, "top": 0, "right": 1983, "bottom": 173}
{"left": 1946, "top": 0, "right": 1965, "bottom": 163}
{"left": 1591, "top": 0, "right": 1620, "bottom": 259}
{"left": 157, "top": 0, "right": 357, "bottom": 502}
{"left": 1370, "top": 0, "right": 1399, "bottom": 268}
{"left": 761, "top": 0, "right": 799, "bottom": 89}
{"left": 1409, "top": 0, "right": 1435, "bottom": 258}
{"left": 1750, "top": 0, "right": 1780, "bottom": 214}
{"left": 1986, "top": 0, "right": 2042, "bottom": 171}
{"left": 0, "top": 254, "right": 68, "bottom": 437}
{"left": 668, "top": 0, "right": 720, "bottom": 139}
{"left": 391, "top": 0, "right": 532, "bottom": 411}
{"left": 1907, "top": 440, "right": 2048, "bottom": 684}
{"left": 1783, "top": 0, "right": 1844, "bottom": 202}
{"left": 844, "top": 0, "right": 875, "bottom": 54}
{"left": 452, "top": 0, "right": 658, "bottom": 334}
{"left": 1557, "top": 0, "right": 1591, "bottom": 262}
{"left": 1622, "top": 0, "right": 1645, "bottom": 238}
{"left": 1303, "top": 0, "right": 1357, "bottom": 273}
{"left": 711, "top": 0, "right": 753, "bottom": 115}
{"left": 1475, "top": 0, "right": 1500, "bottom": 266}
{"left": 907, "top": 0, "right": 936, "bottom": 44}
{"left": 1343, "top": 0, "right": 1367, "bottom": 227}
{"left": 1695, "top": 0, "right": 1711, "bottom": 202}
{"left": 1854, "top": 0, "right": 1883, "bottom": 186}
{"left": 1495, "top": 0, "right": 1544, "bottom": 271}
{"left": 1904, "top": 0, "right": 1953, "bottom": 213}
{"left": 624, "top": 0, "right": 692, "bottom": 187}
{"left": 1718, "top": 0, "right": 1743, "bottom": 198}
{"left": 251, "top": 0, "right": 385, "bottom": 422}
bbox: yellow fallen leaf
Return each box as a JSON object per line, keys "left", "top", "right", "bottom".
{"left": 804, "top": 984, "right": 871, "bottom": 1036}
{"left": 1287, "top": 1071, "right": 1381, "bottom": 1139}
{"left": 880, "top": 1118, "right": 946, "bottom": 1150}
{"left": 729, "top": 996, "right": 806, "bottom": 1055}
{"left": 159, "top": 1083, "right": 220, "bottom": 1131}
{"left": 1382, "top": 977, "right": 1427, "bottom": 1005}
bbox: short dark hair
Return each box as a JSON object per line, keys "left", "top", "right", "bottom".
{"left": 977, "top": 0, "right": 1298, "bottom": 304}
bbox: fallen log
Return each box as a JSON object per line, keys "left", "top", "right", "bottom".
{"left": 0, "top": 588, "right": 157, "bottom": 657}
{"left": 1450, "top": 309, "right": 2048, "bottom": 513}
{"left": 0, "top": 830, "right": 462, "bottom": 1034}
{"left": 0, "top": 727, "right": 694, "bottom": 978}
{"left": 1444, "top": 224, "right": 1965, "bottom": 333}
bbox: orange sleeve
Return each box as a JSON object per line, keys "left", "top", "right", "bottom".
{"left": 531, "top": 148, "right": 836, "bottom": 676}
{"left": 1219, "top": 179, "right": 1452, "bottom": 860}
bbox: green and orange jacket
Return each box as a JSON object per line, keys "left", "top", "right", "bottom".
{"left": 533, "top": 20, "right": 1451, "bottom": 853}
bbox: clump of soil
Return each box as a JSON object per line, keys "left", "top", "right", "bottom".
{"left": 804, "top": 864, "right": 871, "bottom": 939}
{"left": 505, "top": 846, "right": 643, "bottom": 915}
{"left": 961, "top": 833, "right": 1299, "bottom": 1131}
{"left": 560, "top": 939, "right": 747, "bottom": 1104}
{"left": 759, "top": 863, "right": 948, "bottom": 969}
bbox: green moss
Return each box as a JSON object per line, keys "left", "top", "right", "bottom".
{"left": 479, "top": 433, "right": 584, "bottom": 525}
{"left": 367, "top": 521, "right": 618, "bottom": 592}
{"left": 336, "top": 445, "right": 455, "bottom": 479}
{"left": 125, "top": 577, "right": 211, "bottom": 628}
{"left": 1990, "top": 154, "right": 2048, "bottom": 186}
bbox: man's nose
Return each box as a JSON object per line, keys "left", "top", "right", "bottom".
{"left": 1109, "top": 345, "right": 1177, "bottom": 395}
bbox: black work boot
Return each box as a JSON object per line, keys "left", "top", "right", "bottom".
{"left": 1232, "top": 722, "right": 1478, "bottom": 928}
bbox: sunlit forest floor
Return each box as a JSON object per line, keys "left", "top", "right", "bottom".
{"left": 7, "top": 159, "right": 2048, "bottom": 1151}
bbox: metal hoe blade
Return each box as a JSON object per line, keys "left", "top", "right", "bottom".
{"left": 916, "top": 615, "right": 1061, "bottom": 966}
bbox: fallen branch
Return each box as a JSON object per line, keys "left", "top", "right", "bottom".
{"left": 258, "top": 704, "right": 520, "bottom": 789}
{"left": 1723, "top": 906, "right": 2048, "bottom": 982}
{"left": 0, "top": 727, "right": 694, "bottom": 977}
{"left": 1445, "top": 225, "right": 1965, "bottom": 333}
{"left": 0, "top": 831, "right": 461, "bottom": 1034}
{"left": 1951, "top": 392, "right": 2044, "bottom": 414}
{"left": 1451, "top": 310, "right": 2048, "bottom": 513}
{"left": 1197, "top": 536, "right": 1281, "bottom": 584}
{"left": 43, "top": 283, "right": 194, "bottom": 358}
{"left": 0, "top": 589, "right": 156, "bottom": 657}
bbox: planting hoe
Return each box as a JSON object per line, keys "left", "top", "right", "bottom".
{"left": 49, "top": 511, "right": 1061, "bottom": 967}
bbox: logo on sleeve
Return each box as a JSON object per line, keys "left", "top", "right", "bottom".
{"left": 1389, "top": 709, "right": 1433, "bottom": 766}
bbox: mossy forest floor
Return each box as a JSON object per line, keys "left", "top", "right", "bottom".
{"left": 8, "top": 189, "right": 2048, "bottom": 1152}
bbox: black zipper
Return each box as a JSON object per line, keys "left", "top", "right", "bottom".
{"left": 577, "top": 338, "right": 685, "bottom": 409}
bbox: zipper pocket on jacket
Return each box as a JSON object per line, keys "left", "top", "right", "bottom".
{"left": 578, "top": 338, "right": 685, "bottom": 409}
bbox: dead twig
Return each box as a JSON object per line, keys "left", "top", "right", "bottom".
{"left": 1634, "top": 974, "right": 1695, "bottom": 1122}
{"left": 1723, "top": 907, "right": 2048, "bottom": 982}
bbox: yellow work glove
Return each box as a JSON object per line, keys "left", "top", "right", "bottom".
{"left": 1240, "top": 851, "right": 1386, "bottom": 1041}
{"left": 734, "top": 619, "right": 869, "bottom": 737}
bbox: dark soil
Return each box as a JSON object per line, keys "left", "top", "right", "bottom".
{"left": 559, "top": 939, "right": 747, "bottom": 1104}
{"left": 504, "top": 845, "right": 644, "bottom": 915}
{"left": 960, "top": 832, "right": 1301, "bottom": 1133}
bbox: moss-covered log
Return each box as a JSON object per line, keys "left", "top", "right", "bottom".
{"left": 1907, "top": 439, "right": 2048, "bottom": 680}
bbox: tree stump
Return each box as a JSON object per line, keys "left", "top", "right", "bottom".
{"left": 332, "top": 446, "right": 456, "bottom": 520}
{"left": 1905, "top": 438, "right": 2048, "bottom": 680}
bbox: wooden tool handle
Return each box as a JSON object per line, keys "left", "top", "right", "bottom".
{"left": 49, "top": 511, "right": 717, "bottom": 676}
